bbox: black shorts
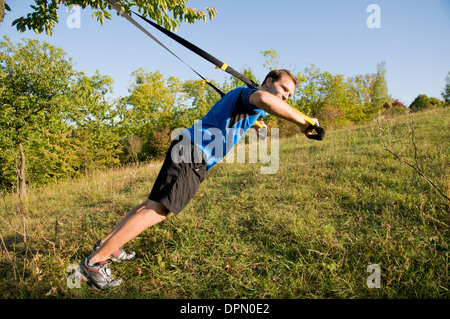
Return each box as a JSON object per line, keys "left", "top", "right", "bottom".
{"left": 148, "top": 134, "right": 207, "bottom": 215}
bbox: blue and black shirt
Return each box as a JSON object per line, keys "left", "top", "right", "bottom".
{"left": 183, "top": 86, "right": 268, "bottom": 170}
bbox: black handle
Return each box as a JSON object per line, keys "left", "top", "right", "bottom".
{"left": 306, "top": 124, "right": 326, "bottom": 140}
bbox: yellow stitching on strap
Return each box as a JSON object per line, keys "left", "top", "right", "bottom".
{"left": 215, "top": 63, "right": 228, "bottom": 71}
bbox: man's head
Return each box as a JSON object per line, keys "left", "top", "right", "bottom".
{"left": 261, "top": 69, "right": 299, "bottom": 101}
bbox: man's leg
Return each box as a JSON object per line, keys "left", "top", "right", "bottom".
{"left": 89, "top": 200, "right": 169, "bottom": 264}
{"left": 98, "top": 199, "right": 151, "bottom": 245}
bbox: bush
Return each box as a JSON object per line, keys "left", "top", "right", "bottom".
{"left": 410, "top": 94, "right": 444, "bottom": 112}
{"left": 383, "top": 99, "right": 407, "bottom": 117}
{"left": 315, "top": 104, "right": 352, "bottom": 129}
{"left": 144, "top": 126, "right": 172, "bottom": 160}
{"left": 264, "top": 116, "right": 300, "bottom": 138}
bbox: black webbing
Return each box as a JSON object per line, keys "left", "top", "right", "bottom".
{"left": 131, "top": 10, "right": 260, "bottom": 90}
{"left": 106, "top": 0, "right": 225, "bottom": 97}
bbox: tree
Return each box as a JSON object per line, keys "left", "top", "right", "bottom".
{"left": 442, "top": 71, "right": 450, "bottom": 104}
{"left": 261, "top": 50, "right": 279, "bottom": 71}
{"left": 11, "top": 0, "right": 217, "bottom": 36}
{"left": 121, "top": 69, "right": 186, "bottom": 160}
{"left": 182, "top": 79, "right": 221, "bottom": 123}
{"left": 0, "top": 36, "right": 76, "bottom": 197}
{"left": 346, "top": 73, "right": 377, "bottom": 123}
{"left": 295, "top": 64, "right": 333, "bottom": 116}
{"left": 319, "top": 74, "right": 355, "bottom": 127}
{"left": 409, "top": 94, "right": 444, "bottom": 112}
{"left": 371, "top": 61, "right": 391, "bottom": 116}
{"left": 70, "top": 71, "right": 123, "bottom": 171}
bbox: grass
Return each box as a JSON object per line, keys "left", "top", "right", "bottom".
{"left": 0, "top": 108, "right": 448, "bottom": 299}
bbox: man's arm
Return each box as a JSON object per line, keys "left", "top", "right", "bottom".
{"left": 249, "top": 90, "right": 315, "bottom": 135}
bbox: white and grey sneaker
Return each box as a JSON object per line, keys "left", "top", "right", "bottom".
{"left": 75, "top": 257, "right": 122, "bottom": 290}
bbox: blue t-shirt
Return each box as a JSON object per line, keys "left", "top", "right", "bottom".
{"left": 183, "top": 86, "right": 268, "bottom": 170}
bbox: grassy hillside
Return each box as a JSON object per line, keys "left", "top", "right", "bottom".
{"left": 0, "top": 107, "right": 448, "bottom": 299}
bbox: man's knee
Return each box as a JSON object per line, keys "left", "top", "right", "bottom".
{"left": 141, "top": 201, "right": 169, "bottom": 225}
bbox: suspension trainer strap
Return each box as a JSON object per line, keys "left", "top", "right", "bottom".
{"left": 106, "top": 1, "right": 325, "bottom": 140}
{"left": 130, "top": 10, "right": 260, "bottom": 90}
{"left": 106, "top": 0, "right": 225, "bottom": 97}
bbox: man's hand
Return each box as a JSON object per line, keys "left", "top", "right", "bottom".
{"left": 252, "top": 120, "right": 267, "bottom": 130}
{"left": 302, "top": 118, "right": 319, "bottom": 136}
{"left": 302, "top": 118, "right": 325, "bottom": 140}
{"left": 253, "top": 121, "right": 268, "bottom": 140}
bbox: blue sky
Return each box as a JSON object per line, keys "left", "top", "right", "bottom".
{"left": 1, "top": 0, "right": 449, "bottom": 105}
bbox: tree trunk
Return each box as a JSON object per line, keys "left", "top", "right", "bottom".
{"left": 18, "top": 142, "right": 27, "bottom": 198}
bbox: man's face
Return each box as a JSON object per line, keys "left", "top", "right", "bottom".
{"left": 263, "top": 76, "right": 296, "bottom": 101}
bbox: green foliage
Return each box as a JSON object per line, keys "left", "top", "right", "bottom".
{"left": 0, "top": 36, "right": 77, "bottom": 194}
{"left": 382, "top": 99, "right": 407, "bottom": 118}
{"left": 26, "top": 123, "right": 81, "bottom": 184}
{"left": 121, "top": 69, "right": 188, "bottom": 160}
{"left": 409, "top": 94, "right": 444, "bottom": 113}
{"left": 0, "top": 0, "right": 10, "bottom": 24}
{"left": 261, "top": 50, "right": 279, "bottom": 71}
{"left": 293, "top": 64, "right": 378, "bottom": 126}
{"left": 370, "top": 61, "right": 391, "bottom": 116}
{"left": 295, "top": 64, "right": 333, "bottom": 116}
{"left": 0, "top": 37, "right": 125, "bottom": 191}
{"left": 0, "top": 146, "right": 15, "bottom": 190}
{"left": 345, "top": 73, "right": 377, "bottom": 123}
{"left": 0, "top": 36, "right": 76, "bottom": 143}
{"left": 12, "top": 0, "right": 217, "bottom": 36}
{"left": 0, "top": 40, "right": 413, "bottom": 195}
{"left": 410, "top": 94, "right": 429, "bottom": 112}
{"left": 182, "top": 79, "right": 221, "bottom": 121}
{"left": 70, "top": 71, "right": 123, "bottom": 170}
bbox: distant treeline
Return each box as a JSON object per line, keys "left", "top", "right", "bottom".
{"left": 1, "top": 37, "right": 448, "bottom": 196}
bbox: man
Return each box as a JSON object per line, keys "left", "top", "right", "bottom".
{"left": 75, "top": 69, "right": 319, "bottom": 290}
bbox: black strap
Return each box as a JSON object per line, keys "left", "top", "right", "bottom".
{"left": 106, "top": 0, "right": 225, "bottom": 97}
{"left": 131, "top": 10, "right": 260, "bottom": 91}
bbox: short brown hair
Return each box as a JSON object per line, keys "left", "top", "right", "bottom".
{"left": 262, "top": 69, "right": 299, "bottom": 87}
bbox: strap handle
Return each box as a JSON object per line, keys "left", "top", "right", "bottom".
{"left": 293, "top": 108, "right": 326, "bottom": 140}
{"left": 305, "top": 123, "right": 326, "bottom": 140}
